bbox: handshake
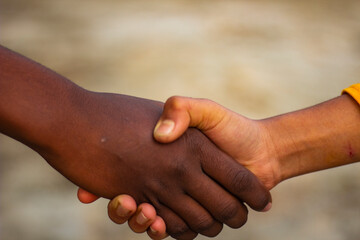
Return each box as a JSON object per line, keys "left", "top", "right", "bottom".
{"left": 79, "top": 95, "right": 276, "bottom": 240}
{"left": 1, "top": 45, "right": 359, "bottom": 239}
{"left": 75, "top": 93, "right": 360, "bottom": 240}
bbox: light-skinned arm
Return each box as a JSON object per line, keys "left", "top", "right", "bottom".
{"left": 153, "top": 94, "right": 360, "bottom": 188}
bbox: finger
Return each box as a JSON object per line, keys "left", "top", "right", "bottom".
{"left": 200, "top": 145, "right": 272, "bottom": 211}
{"left": 154, "top": 96, "right": 229, "bottom": 143}
{"left": 155, "top": 204, "right": 197, "bottom": 240}
{"left": 107, "top": 195, "right": 137, "bottom": 224}
{"left": 147, "top": 216, "right": 168, "bottom": 240}
{"left": 165, "top": 194, "right": 223, "bottom": 237}
{"left": 128, "top": 203, "right": 157, "bottom": 233}
{"left": 77, "top": 188, "right": 100, "bottom": 203}
{"left": 186, "top": 175, "right": 248, "bottom": 228}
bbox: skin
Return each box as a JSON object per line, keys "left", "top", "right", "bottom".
{"left": 0, "top": 46, "right": 272, "bottom": 240}
{"left": 84, "top": 93, "right": 360, "bottom": 239}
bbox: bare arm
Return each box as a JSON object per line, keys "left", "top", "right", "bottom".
{"left": 0, "top": 45, "right": 272, "bottom": 239}
{"left": 151, "top": 94, "right": 360, "bottom": 188}
{"left": 0, "top": 45, "right": 85, "bottom": 151}
{"left": 263, "top": 94, "right": 360, "bottom": 182}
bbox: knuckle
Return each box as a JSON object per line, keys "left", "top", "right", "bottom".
{"left": 253, "top": 191, "right": 271, "bottom": 211}
{"left": 166, "top": 96, "right": 187, "bottom": 111}
{"left": 229, "top": 168, "right": 271, "bottom": 211}
{"left": 218, "top": 200, "right": 240, "bottom": 222}
{"left": 199, "top": 98, "right": 214, "bottom": 106}
{"left": 191, "top": 216, "right": 216, "bottom": 233}
{"left": 230, "top": 169, "right": 253, "bottom": 193}
{"left": 231, "top": 212, "right": 248, "bottom": 229}
{"left": 186, "top": 177, "right": 205, "bottom": 192}
{"left": 144, "top": 180, "right": 167, "bottom": 200}
{"left": 184, "top": 128, "right": 208, "bottom": 154}
{"left": 205, "top": 223, "right": 223, "bottom": 238}
{"left": 156, "top": 156, "right": 191, "bottom": 181}
{"left": 168, "top": 223, "right": 191, "bottom": 239}
{"left": 198, "top": 98, "right": 221, "bottom": 112}
{"left": 171, "top": 158, "right": 191, "bottom": 179}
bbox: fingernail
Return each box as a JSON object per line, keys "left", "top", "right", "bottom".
{"left": 154, "top": 120, "right": 175, "bottom": 136}
{"left": 116, "top": 202, "right": 131, "bottom": 218}
{"left": 150, "top": 226, "right": 157, "bottom": 234}
{"left": 262, "top": 202, "right": 272, "bottom": 212}
{"left": 136, "top": 212, "right": 149, "bottom": 225}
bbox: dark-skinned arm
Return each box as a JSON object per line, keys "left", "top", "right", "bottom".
{"left": 0, "top": 45, "right": 271, "bottom": 240}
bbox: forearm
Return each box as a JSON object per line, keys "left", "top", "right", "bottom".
{"left": 0, "top": 45, "right": 85, "bottom": 152}
{"left": 0, "top": 45, "right": 163, "bottom": 198}
{"left": 0, "top": 45, "right": 149, "bottom": 198}
{"left": 262, "top": 94, "right": 360, "bottom": 182}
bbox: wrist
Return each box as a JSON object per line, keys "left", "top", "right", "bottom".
{"left": 35, "top": 86, "right": 91, "bottom": 156}
{"left": 0, "top": 45, "right": 89, "bottom": 154}
{"left": 261, "top": 95, "right": 360, "bottom": 185}
{"left": 256, "top": 119, "right": 284, "bottom": 188}
{"left": 260, "top": 115, "right": 303, "bottom": 185}
{"left": 6, "top": 82, "right": 87, "bottom": 155}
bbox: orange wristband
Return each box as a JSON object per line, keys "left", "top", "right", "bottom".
{"left": 342, "top": 84, "right": 360, "bottom": 105}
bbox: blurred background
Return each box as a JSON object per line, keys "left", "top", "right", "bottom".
{"left": 1, "top": 0, "right": 360, "bottom": 239}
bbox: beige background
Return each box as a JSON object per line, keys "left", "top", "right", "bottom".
{"left": 1, "top": 0, "right": 360, "bottom": 239}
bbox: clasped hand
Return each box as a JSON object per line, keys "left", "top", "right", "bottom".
{"left": 0, "top": 46, "right": 270, "bottom": 240}
{"left": 78, "top": 95, "right": 273, "bottom": 240}
{"left": 3, "top": 46, "right": 358, "bottom": 240}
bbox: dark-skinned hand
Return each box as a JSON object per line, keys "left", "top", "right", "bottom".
{"left": 0, "top": 45, "right": 271, "bottom": 239}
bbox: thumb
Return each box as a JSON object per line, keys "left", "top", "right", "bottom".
{"left": 154, "top": 96, "right": 228, "bottom": 143}
{"left": 77, "top": 188, "right": 100, "bottom": 204}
